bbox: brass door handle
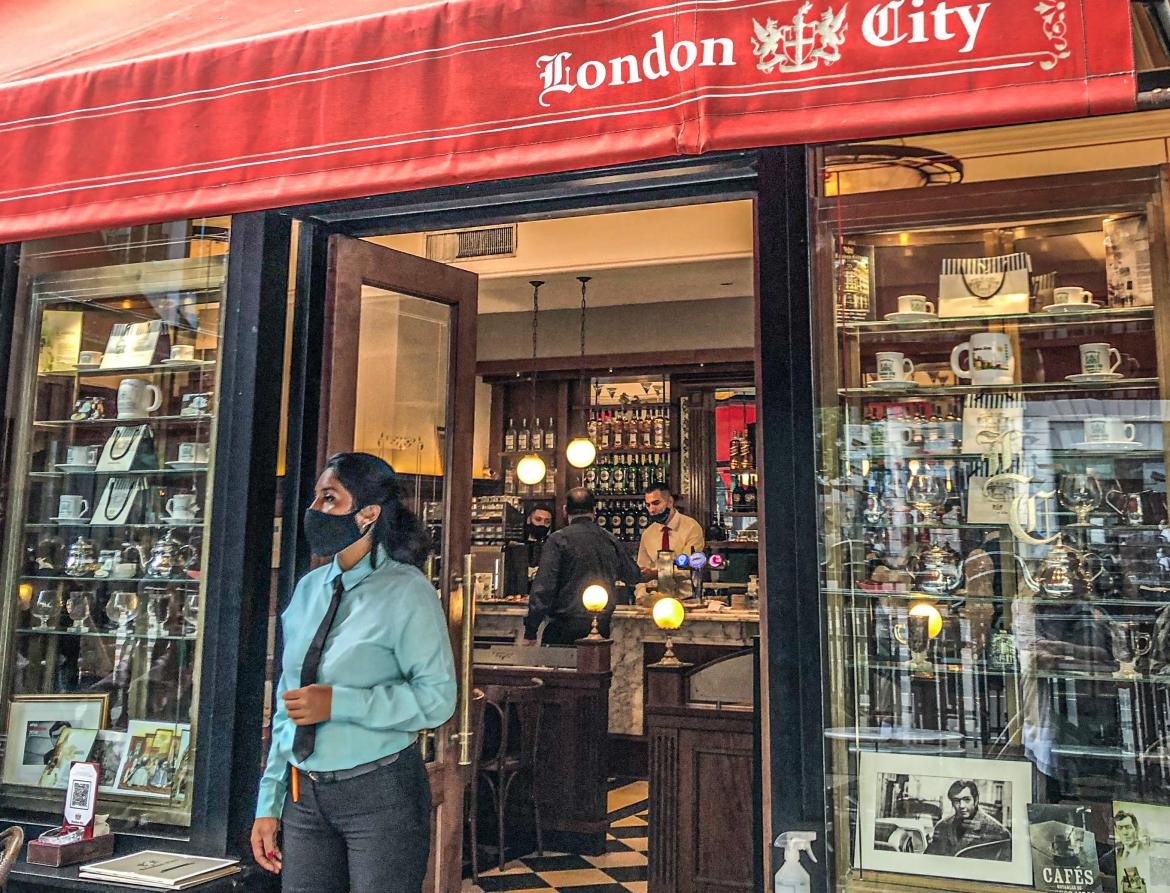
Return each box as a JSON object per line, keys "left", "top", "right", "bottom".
{"left": 455, "top": 553, "right": 475, "bottom": 766}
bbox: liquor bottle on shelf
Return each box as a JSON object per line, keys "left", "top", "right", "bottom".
{"left": 517, "top": 418, "right": 530, "bottom": 451}
{"left": 544, "top": 417, "right": 556, "bottom": 451}
{"left": 612, "top": 411, "right": 624, "bottom": 449}
{"left": 732, "top": 477, "right": 746, "bottom": 510}
{"left": 587, "top": 410, "right": 599, "bottom": 446}
{"left": 532, "top": 418, "right": 543, "bottom": 452}
{"left": 625, "top": 411, "right": 639, "bottom": 450}
{"left": 623, "top": 508, "right": 637, "bottom": 540}
{"left": 744, "top": 477, "right": 758, "bottom": 511}
{"left": 599, "top": 413, "right": 612, "bottom": 449}
{"left": 653, "top": 410, "right": 668, "bottom": 449}
{"left": 504, "top": 418, "right": 517, "bottom": 452}
{"left": 597, "top": 502, "right": 610, "bottom": 532}
{"left": 598, "top": 458, "right": 612, "bottom": 494}
{"left": 640, "top": 410, "right": 653, "bottom": 448}
{"left": 612, "top": 455, "right": 626, "bottom": 493}
{"left": 504, "top": 463, "right": 516, "bottom": 495}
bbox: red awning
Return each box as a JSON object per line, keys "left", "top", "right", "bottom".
{"left": 0, "top": 0, "right": 1135, "bottom": 241}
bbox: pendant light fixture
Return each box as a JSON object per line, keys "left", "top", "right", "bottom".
{"left": 565, "top": 275, "right": 598, "bottom": 469}
{"left": 515, "top": 280, "right": 547, "bottom": 487}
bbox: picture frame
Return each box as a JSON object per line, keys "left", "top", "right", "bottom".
{"left": 1113, "top": 801, "right": 1170, "bottom": 893}
{"left": 857, "top": 751, "right": 1033, "bottom": 885}
{"left": 113, "top": 721, "right": 191, "bottom": 799}
{"left": 2, "top": 694, "right": 109, "bottom": 787}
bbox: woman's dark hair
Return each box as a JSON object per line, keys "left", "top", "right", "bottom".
{"left": 324, "top": 452, "right": 431, "bottom": 569}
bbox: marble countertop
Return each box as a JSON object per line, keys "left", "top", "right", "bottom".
{"left": 475, "top": 602, "right": 760, "bottom": 622}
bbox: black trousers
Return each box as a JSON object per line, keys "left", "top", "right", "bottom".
{"left": 542, "top": 615, "right": 609, "bottom": 644}
{"left": 280, "top": 746, "right": 431, "bottom": 893}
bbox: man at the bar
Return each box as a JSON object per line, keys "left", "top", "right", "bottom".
{"left": 638, "top": 482, "right": 704, "bottom": 580}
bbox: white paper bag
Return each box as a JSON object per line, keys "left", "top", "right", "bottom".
{"left": 939, "top": 253, "right": 1032, "bottom": 318}
{"left": 95, "top": 426, "right": 155, "bottom": 472}
{"left": 100, "top": 321, "right": 167, "bottom": 369}
{"left": 91, "top": 478, "right": 147, "bottom": 526}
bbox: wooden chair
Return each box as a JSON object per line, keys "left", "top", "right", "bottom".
{"left": 477, "top": 678, "right": 544, "bottom": 870}
{"left": 0, "top": 825, "right": 24, "bottom": 890}
{"left": 464, "top": 688, "right": 486, "bottom": 884}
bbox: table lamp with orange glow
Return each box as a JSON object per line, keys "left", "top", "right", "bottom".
{"left": 651, "top": 596, "right": 686, "bottom": 666}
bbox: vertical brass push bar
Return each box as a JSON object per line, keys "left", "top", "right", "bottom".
{"left": 455, "top": 553, "right": 475, "bottom": 766}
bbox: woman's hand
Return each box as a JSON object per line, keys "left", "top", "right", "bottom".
{"left": 282, "top": 684, "right": 333, "bottom": 725}
{"left": 250, "top": 817, "right": 282, "bottom": 873}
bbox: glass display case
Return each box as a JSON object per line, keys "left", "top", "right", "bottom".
{"left": 812, "top": 167, "right": 1170, "bottom": 893}
{"left": 0, "top": 222, "right": 229, "bottom": 830}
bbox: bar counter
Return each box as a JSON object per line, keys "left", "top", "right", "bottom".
{"left": 474, "top": 603, "right": 759, "bottom": 735}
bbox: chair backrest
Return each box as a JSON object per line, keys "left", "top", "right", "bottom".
{"left": 480, "top": 678, "right": 544, "bottom": 770}
{"left": 0, "top": 825, "right": 24, "bottom": 888}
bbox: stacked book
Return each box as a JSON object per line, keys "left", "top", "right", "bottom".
{"left": 79, "top": 851, "right": 240, "bottom": 889}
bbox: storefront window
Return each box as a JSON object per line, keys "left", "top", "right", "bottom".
{"left": 813, "top": 139, "right": 1170, "bottom": 892}
{"left": 0, "top": 219, "right": 228, "bottom": 829}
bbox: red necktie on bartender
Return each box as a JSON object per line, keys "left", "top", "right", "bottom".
{"left": 661, "top": 524, "right": 671, "bottom": 553}
{"left": 292, "top": 576, "right": 345, "bottom": 762}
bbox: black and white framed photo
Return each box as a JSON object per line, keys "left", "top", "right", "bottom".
{"left": 1, "top": 694, "right": 109, "bottom": 786}
{"left": 857, "top": 752, "right": 1032, "bottom": 885}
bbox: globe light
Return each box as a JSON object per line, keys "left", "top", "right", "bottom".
{"left": 515, "top": 453, "right": 546, "bottom": 486}
{"left": 651, "top": 596, "right": 686, "bottom": 666}
{"left": 909, "top": 601, "right": 944, "bottom": 639}
{"left": 565, "top": 437, "right": 597, "bottom": 469}
{"left": 582, "top": 584, "right": 609, "bottom": 639}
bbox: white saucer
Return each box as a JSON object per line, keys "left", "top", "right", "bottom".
{"left": 1043, "top": 302, "right": 1100, "bottom": 313}
{"left": 54, "top": 463, "right": 98, "bottom": 473}
{"left": 868, "top": 380, "right": 920, "bottom": 390}
{"left": 74, "top": 364, "right": 102, "bottom": 372}
{"left": 160, "top": 358, "right": 211, "bottom": 366}
{"left": 166, "top": 461, "right": 209, "bottom": 472}
{"left": 1066, "top": 372, "right": 1124, "bottom": 384}
{"left": 1071, "top": 440, "right": 1144, "bottom": 451}
{"left": 49, "top": 516, "right": 90, "bottom": 524}
{"left": 161, "top": 515, "right": 200, "bottom": 526}
{"left": 884, "top": 312, "right": 938, "bottom": 323}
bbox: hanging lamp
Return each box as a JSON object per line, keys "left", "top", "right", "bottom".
{"left": 516, "top": 280, "right": 547, "bottom": 487}
{"left": 566, "top": 275, "right": 598, "bottom": 469}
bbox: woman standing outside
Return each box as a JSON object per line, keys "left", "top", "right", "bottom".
{"left": 251, "top": 452, "right": 457, "bottom": 892}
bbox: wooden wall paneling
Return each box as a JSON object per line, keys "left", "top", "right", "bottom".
{"left": 679, "top": 727, "right": 755, "bottom": 891}
{"left": 683, "top": 390, "right": 715, "bottom": 528}
{"left": 649, "top": 725, "right": 680, "bottom": 893}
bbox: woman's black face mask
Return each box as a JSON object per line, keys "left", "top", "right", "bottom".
{"left": 303, "top": 507, "right": 368, "bottom": 557}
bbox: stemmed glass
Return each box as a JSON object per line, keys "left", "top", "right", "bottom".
{"left": 1059, "top": 472, "right": 1103, "bottom": 527}
{"left": 145, "top": 588, "right": 170, "bottom": 636}
{"left": 606, "top": 386, "right": 617, "bottom": 401}
{"left": 906, "top": 462, "right": 948, "bottom": 523}
{"left": 182, "top": 591, "right": 200, "bottom": 637}
{"left": 66, "top": 591, "right": 92, "bottom": 633}
{"left": 106, "top": 591, "right": 139, "bottom": 630}
{"left": 32, "top": 590, "right": 58, "bottom": 630}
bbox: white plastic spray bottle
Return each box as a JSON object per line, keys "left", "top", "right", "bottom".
{"left": 774, "top": 831, "right": 817, "bottom": 893}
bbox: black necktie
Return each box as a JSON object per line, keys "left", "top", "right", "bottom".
{"left": 292, "top": 576, "right": 345, "bottom": 762}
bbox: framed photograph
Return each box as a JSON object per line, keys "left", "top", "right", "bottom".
{"left": 1, "top": 694, "right": 109, "bottom": 787}
{"left": 1113, "top": 801, "right": 1170, "bottom": 893}
{"left": 113, "top": 721, "right": 190, "bottom": 799}
{"left": 857, "top": 752, "right": 1032, "bottom": 885}
{"left": 38, "top": 726, "right": 98, "bottom": 790}
{"left": 88, "top": 730, "right": 129, "bottom": 792}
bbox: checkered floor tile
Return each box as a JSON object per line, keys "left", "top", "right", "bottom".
{"left": 463, "top": 778, "right": 649, "bottom": 892}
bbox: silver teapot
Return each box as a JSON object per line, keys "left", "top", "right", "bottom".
{"left": 64, "top": 536, "right": 100, "bottom": 578}
{"left": 144, "top": 531, "right": 197, "bottom": 579}
{"left": 910, "top": 542, "right": 963, "bottom": 596}
{"left": 1018, "top": 539, "right": 1101, "bottom": 599}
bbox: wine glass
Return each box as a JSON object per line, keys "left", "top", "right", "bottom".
{"left": 1059, "top": 472, "right": 1103, "bottom": 527}
{"left": 145, "top": 587, "right": 170, "bottom": 635}
{"left": 907, "top": 464, "right": 947, "bottom": 522}
{"left": 606, "top": 386, "right": 617, "bottom": 401}
{"left": 106, "top": 591, "right": 139, "bottom": 630}
{"left": 66, "top": 591, "right": 91, "bottom": 633}
{"left": 182, "top": 591, "right": 200, "bottom": 637}
{"left": 32, "top": 590, "right": 58, "bottom": 630}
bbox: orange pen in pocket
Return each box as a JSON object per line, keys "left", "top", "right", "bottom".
{"left": 290, "top": 766, "right": 300, "bottom": 802}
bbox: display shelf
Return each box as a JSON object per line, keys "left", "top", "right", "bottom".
{"left": 849, "top": 449, "right": 1167, "bottom": 461}
{"left": 724, "top": 511, "right": 758, "bottom": 517}
{"left": 30, "top": 467, "right": 209, "bottom": 479}
{"left": 589, "top": 401, "right": 671, "bottom": 409}
{"left": 841, "top": 306, "right": 1155, "bottom": 336}
{"left": 15, "top": 627, "right": 196, "bottom": 642}
{"left": 26, "top": 521, "right": 205, "bottom": 531}
{"left": 596, "top": 447, "right": 671, "bottom": 454}
{"left": 33, "top": 413, "right": 214, "bottom": 429}
{"left": 842, "top": 378, "right": 1159, "bottom": 397}
{"left": 21, "top": 575, "right": 200, "bottom": 585}
{"left": 823, "top": 586, "right": 1170, "bottom": 609}
{"left": 851, "top": 655, "right": 1159, "bottom": 685}
{"left": 40, "top": 360, "right": 216, "bottom": 378}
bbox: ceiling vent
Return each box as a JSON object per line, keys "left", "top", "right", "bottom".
{"left": 426, "top": 225, "right": 516, "bottom": 262}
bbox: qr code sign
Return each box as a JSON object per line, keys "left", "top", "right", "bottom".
{"left": 69, "top": 779, "right": 93, "bottom": 808}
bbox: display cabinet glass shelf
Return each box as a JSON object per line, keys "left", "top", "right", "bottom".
{"left": 0, "top": 225, "right": 228, "bottom": 831}
{"left": 813, "top": 168, "right": 1170, "bottom": 893}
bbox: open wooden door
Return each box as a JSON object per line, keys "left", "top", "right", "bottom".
{"left": 319, "top": 234, "right": 477, "bottom": 892}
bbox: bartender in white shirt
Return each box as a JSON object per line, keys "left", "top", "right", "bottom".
{"left": 637, "top": 482, "right": 705, "bottom": 580}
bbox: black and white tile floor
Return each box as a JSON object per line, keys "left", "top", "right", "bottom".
{"left": 463, "top": 778, "right": 649, "bottom": 893}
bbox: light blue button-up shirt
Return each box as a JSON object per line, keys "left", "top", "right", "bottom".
{"left": 255, "top": 549, "right": 457, "bottom": 818}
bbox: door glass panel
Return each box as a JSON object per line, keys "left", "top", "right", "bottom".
{"left": 352, "top": 286, "right": 451, "bottom": 762}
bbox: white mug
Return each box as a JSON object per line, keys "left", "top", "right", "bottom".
{"left": 78, "top": 350, "right": 103, "bottom": 366}
{"left": 117, "top": 378, "right": 162, "bottom": 419}
{"left": 58, "top": 495, "right": 89, "bottom": 519}
{"left": 170, "top": 344, "right": 195, "bottom": 362}
{"left": 1084, "top": 416, "right": 1135, "bottom": 444}
{"left": 166, "top": 493, "right": 200, "bottom": 519}
{"left": 112, "top": 563, "right": 137, "bottom": 579}
{"left": 876, "top": 352, "right": 914, "bottom": 382}
{"left": 898, "top": 294, "right": 935, "bottom": 315}
{"left": 951, "top": 333, "right": 1014, "bottom": 386}
{"left": 1053, "top": 286, "right": 1092, "bottom": 305}
{"left": 176, "top": 442, "right": 210, "bottom": 464}
{"left": 1080, "top": 343, "right": 1122, "bottom": 375}
{"left": 65, "top": 445, "right": 98, "bottom": 467}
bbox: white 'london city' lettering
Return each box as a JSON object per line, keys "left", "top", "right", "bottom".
{"left": 536, "top": 31, "right": 735, "bottom": 107}
{"left": 862, "top": 0, "right": 991, "bottom": 54}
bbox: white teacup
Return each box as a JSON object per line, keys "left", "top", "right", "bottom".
{"left": 1080, "top": 342, "right": 1122, "bottom": 375}
{"left": 117, "top": 378, "right": 162, "bottom": 419}
{"left": 170, "top": 344, "right": 195, "bottom": 362}
{"left": 65, "top": 445, "right": 98, "bottom": 467}
{"left": 78, "top": 350, "right": 103, "bottom": 367}
{"left": 876, "top": 352, "right": 914, "bottom": 383}
{"left": 1054, "top": 286, "right": 1093, "bottom": 305}
{"left": 1084, "top": 416, "right": 1135, "bottom": 444}
{"left": 58, "top": 494, "right": 89, "bottom": 519}
{"left": 176, "top": 442, "right": 210, "bottom": 464}
{"left": 897, "top": 294, "right": 935, "bottom": 316}
{"left": 112, "top": 563, "right": 137, "bottom": 579}
{"left": 166, "top": 493, "right": 200, "bottom": 519}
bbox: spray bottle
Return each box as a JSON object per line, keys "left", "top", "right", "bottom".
{"left": 774, "top": 831, "right": 817, "bottom": 893}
